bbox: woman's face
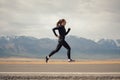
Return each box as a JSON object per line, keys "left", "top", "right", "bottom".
{"left": 61, "top": 21, "right": 66, "bottom": 26}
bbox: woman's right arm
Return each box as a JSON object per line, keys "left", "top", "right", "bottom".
{"left": 52, "top": 27, "right": 59, "bottom": 37}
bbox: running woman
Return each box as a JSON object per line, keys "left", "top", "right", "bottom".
{"left": 46, "top": 19, "right": 74, "bottom": 63}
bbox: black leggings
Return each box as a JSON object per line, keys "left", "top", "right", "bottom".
{"left": 49, "top": 39, "right": 71, "bottom": 59}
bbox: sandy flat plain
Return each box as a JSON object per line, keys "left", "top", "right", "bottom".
{"left": 0, "top": 58, "right": 120, "bottom": 64}
{"left": 0, "top": 58, "right": 120, "bottom": 72}
{"left": 0, "top": 58, "right": 120, "bottom": 80}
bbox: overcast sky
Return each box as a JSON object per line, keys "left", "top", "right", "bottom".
{"left": 0, "top": 0, "right": 120, "bottom": 40}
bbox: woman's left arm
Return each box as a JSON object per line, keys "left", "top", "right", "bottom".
{"left": 65, "top": 28, "right": 71, "bottom": 35}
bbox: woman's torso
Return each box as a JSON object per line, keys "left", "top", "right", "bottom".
{"left": 58, "top": 26, "right": 66, "bottom": 39}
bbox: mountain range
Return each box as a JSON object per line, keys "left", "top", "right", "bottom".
{"left": 0, "top": 36, "right": 120, "bottom": 60}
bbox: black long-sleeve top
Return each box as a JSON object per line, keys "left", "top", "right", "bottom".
{"left": 52, "top": 26, "right": 70, "bottom": 39}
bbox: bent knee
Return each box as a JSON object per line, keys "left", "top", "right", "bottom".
{"left": 67, "top": 47, "right": 71, "bottom": 50}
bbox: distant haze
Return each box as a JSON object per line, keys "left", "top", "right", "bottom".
{"left": 0, "top": 0, "right": 120, "bottom": 40}
{"left": 0, "top": 36, "right": 120, "bottom": 59}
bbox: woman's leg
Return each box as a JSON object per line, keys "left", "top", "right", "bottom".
{"left": 46, "top": 40, "right": 63, "bottom": 63}
{"left": 48, "top": 42, "right": 62, "bottom": 57}
{"left": 62, "top": 41, "right": 71, "bottom": 59}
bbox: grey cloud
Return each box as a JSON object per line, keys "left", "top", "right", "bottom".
{"left": 0, "top": 0, "right": 120, "bottom": 39}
